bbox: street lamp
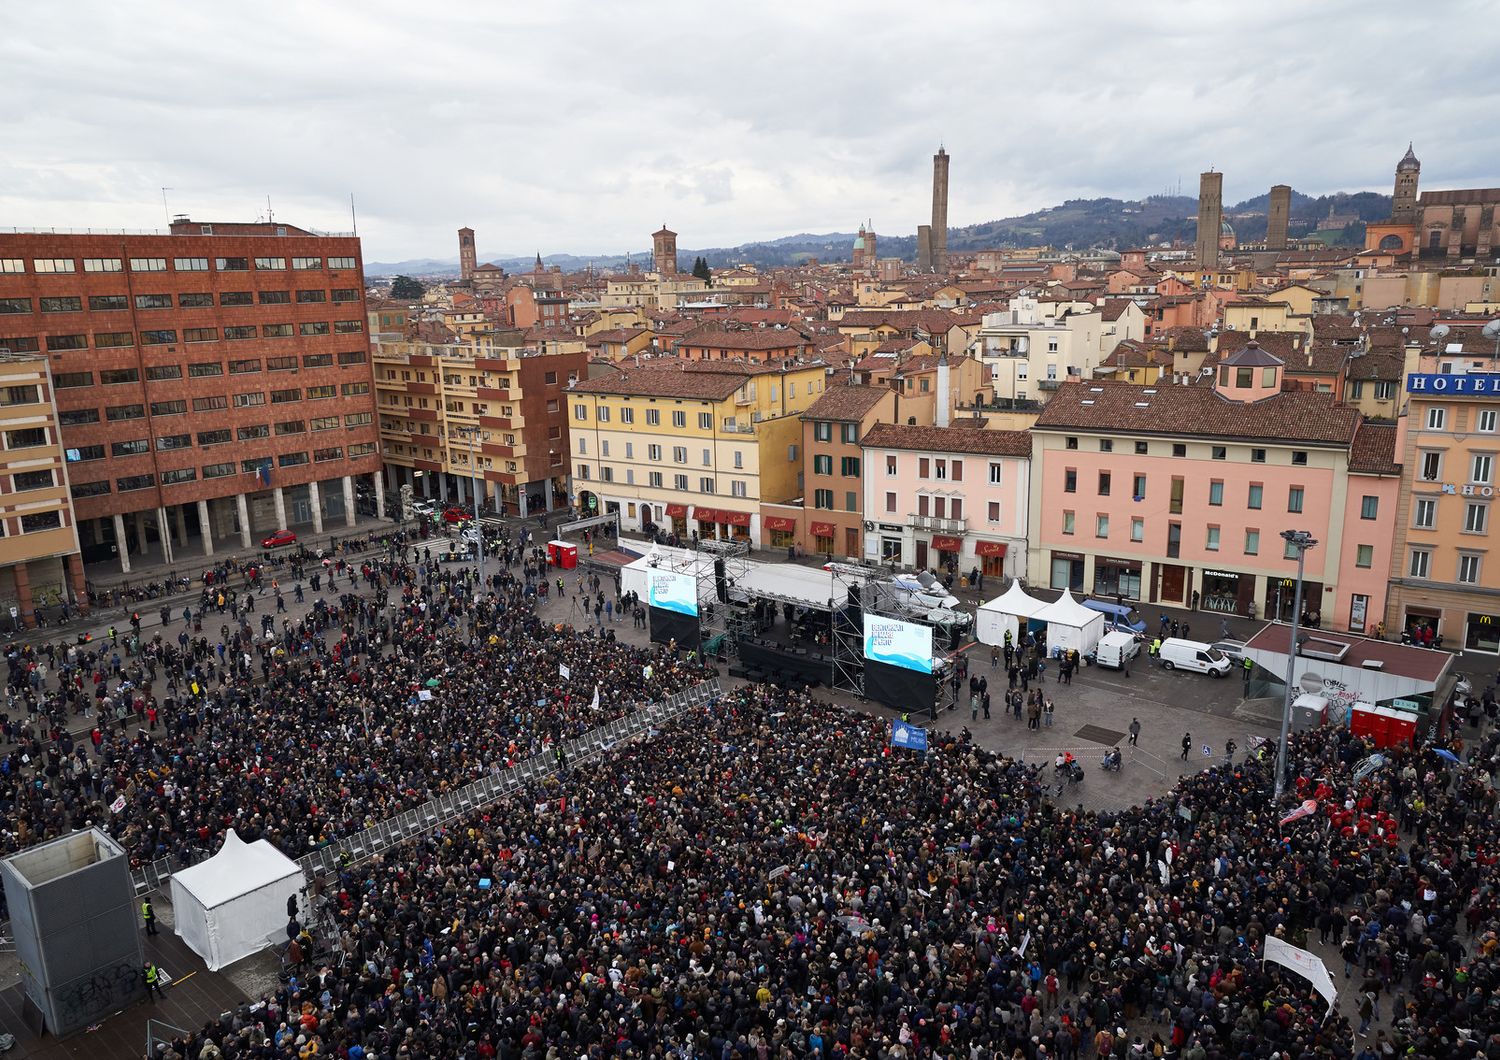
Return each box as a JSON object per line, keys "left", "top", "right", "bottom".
{"left": 1275, "top": 529, "right": 1317, "bottom": 801}
{"left": 456, "top": 426, "right": 485, "bottom": 593}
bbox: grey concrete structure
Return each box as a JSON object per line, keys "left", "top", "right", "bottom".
{"left": 1266, "top": 184, "right": 1291, "bottom": 250}
{"left": 1196, "top": 170, "right": 1224, "bottom": 268}
{"left": 0, "top": 829, "right": 145, "bottom": 1037}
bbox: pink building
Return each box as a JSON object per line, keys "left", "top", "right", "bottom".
{"left": 1028, "top": 343, "right": 1401, "bottom": 634}
{"left": 860, "top": 424, "right": 1031, "bottom": 583}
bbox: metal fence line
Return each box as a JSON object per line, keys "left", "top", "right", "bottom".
{"left": 128, "top": 679, "right": 720, "bottom": 894}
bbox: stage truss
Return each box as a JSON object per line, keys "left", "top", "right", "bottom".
{"left": 695, "top": 538, "right": 751, "bottom": 660}
{"left": 829, "top": 561, "right": 880, "bottom": 696}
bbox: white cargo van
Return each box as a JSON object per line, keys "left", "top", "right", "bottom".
{"left": 1158, "top": 638, "right": 1231, "bottom": 677}
{"left": 1094, "top": 630, "right": 1140, "bottom": 670}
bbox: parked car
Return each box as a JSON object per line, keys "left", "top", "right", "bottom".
{"left": 261, "top": 529, "right": 297, "bottom": 548}
{"left": 442, "top": 507, "right": 472, "bottom": 524}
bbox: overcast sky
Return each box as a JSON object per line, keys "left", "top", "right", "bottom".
{"left": 3, "top": 1, "right": 1496, "bottom": 264}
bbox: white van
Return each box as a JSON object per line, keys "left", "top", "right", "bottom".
{"left": 1095, "top": 630, "right": 1140, "bottom": 670}
{"left": 1158, "top": 638, "right": 1231, "bottom": 677}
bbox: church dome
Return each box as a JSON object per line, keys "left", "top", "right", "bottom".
{"left": 853, "top": 232, "right": 865, "bottom": 250}
{"left": 1398, "top": 143, "right": 1420, "bottom": 172}
{"left": 1221, "top": 220, "right": 1235, "bottom": 236}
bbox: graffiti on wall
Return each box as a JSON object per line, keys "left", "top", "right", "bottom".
{"left": 55, "top": 961, "right": 141, "bottom": 1030}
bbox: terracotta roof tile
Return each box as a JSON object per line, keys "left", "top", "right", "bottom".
{"left": 1348, "top": 421, "right": 1400, "bottom": 475}
{"left": 570, "top": 364, "right": 749, "bottom": 400}
{"left": 802, "top": 384, "right": 891, "bottom": 422}
{"left": 861, "top": 422, "right": 1032, "bottom": 458}
{"left": 1034, "top": 379, "right": 1361, "bottom": 445}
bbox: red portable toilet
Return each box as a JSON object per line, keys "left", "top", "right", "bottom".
{"left": 1349, "top": 702, "right": 1383, "bottom": 744}
{"left": 549, "top": 539, "right": 578, "bottom": 570}
{"left": 1381, "top": 705, "right": 1418, "bottom": 749}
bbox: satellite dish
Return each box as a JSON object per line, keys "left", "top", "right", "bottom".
{"left": 1430, "top": 324, "right": 1451, "bottom": 341}
{"left": 1482, "top": 319, "right": 1500, "bottom": 340}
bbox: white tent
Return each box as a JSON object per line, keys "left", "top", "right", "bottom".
{"left": 1033, "top": 590, "right": 1107, "bottom": 656}
{"left": 169, "top": 829, "right": 304, "bottom": 971}
{"left": 976, "top": 581, "right": 1048, "bottom": 646}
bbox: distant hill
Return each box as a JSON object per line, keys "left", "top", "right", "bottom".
{"left": 365, "top": 190, "right": 1392, "bottom": 276}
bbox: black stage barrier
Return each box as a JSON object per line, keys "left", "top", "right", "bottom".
{"left": 864, "top": 658, "right": 937, "bottom": 714}
{"left": 736, "top": 637, "right": 830, "bottom": 687}
{"left": 649, "top": 605, "right": 700, "bottom": 649}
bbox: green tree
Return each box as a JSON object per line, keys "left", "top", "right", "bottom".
{"left": 692, "top": 256, "right": 712, "bottom": 284}
{"left": 390, "top": 275, "right": 425, "bottom": 300}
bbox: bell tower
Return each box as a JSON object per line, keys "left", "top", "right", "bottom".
{"left": 1392, "top": 143, "right": 1420, "bottom": 225}
{"left": 458, "top": 227, "right": 476, "bottom": 283}
{"left": 652, "top": 225, "right": 678, "bottom": 276}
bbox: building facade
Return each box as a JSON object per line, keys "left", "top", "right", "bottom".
{"left": 975, "top": 297, "right": 1103, "bottom": 404}
{"left": 568, "top": 362, "right": 826, "bottom": 547}
{"left": 374, "top": 337, "right": 583, "bottom": 516}
{"left": 789, "top": 384, "right": 895, "bottom": 560}
{"left": 861, "top": 423, "right": 1031, "bottom": 581}
{"left": 1387, "top": 347, "right": 1500, "bottom": 651}
{"left": 1029, "top": 347, "right": 1399, "bottom": 634}
{"left": 0, "top": 354, "right": 84, "bottom": 624}
{"left": 0, "top": 222, "right": 384, "bottom": 575}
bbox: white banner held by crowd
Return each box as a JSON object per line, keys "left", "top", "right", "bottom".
{"left": 1263, "top": 935, "right": 1337, "bottom": 1014}
{"left": 559, "top": 663, "right": 571, "bottom": 680}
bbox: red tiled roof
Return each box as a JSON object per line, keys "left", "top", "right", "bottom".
{"left": 861, "top": 422, "right": 1032, "bottom": 458}
{"left": 1034, "top": 379, "right": 1361, "bottom": 445}
{"left": 1348, "top": 421, "right": 1400, "bottom": 475}
{"left": 802, "top": 384, "right": 892, "bottom": 422}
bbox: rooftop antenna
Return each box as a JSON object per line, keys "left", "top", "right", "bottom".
{"left": 160, "top": 187, "right": 173, "bottom": 227}
{"left": 266, "top": 196, "right": 274, "bottom": 224}
{"left": 350, "top": 192, "right": 358, "bottom": 236}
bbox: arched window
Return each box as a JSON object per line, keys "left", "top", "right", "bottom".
{"left": 1378, "top": 234, "right": 1405, "bottom": 251}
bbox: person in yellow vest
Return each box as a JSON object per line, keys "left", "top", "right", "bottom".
{"left": 144, "top": 961, "right": 165, "bottom": 1000}
{"left": 142, "top": 898, "right": 158, "bottom": 935}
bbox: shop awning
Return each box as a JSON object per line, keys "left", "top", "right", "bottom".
{"left": 930, "top": 534, "right": 962, "bottom": 552}
{"left": 809, "top": 521, "right": 836, "bottom": 536}
{"left": 665, "top": 504, "right": 687, "bottom": 518}
{"left": 693, "top": 507, "right": 719, "bottom": 522}
{"left": 975, "top": 540, "right": 1007, "bottom": 558}
{"left": 725, "top": 510, "right": 752, "bottom": 527}
{"left": 763, "top": 515, "right": 796, "bottom": 532}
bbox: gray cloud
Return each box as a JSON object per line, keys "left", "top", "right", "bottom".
{"left": 1, "top": 0, "right": 1496, "bottom": 261}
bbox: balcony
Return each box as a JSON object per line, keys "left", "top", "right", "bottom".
{"left": 1037, "top": 378, "right": 1060, "bottom": 390}
{"left": 908, "top": 514, "right": 967, "bottom": 534}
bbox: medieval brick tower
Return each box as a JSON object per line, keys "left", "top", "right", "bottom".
{"left": 931, "top": 147, "right": 950, "bottom": 270}
{"left": 458, "top": 227, "right": 476, "bottom": 283}
{"left": 1392, "top": 144, "right": 1421, "bottom": 225}
{"left": 1266, "top": 185, "right": 1291, "bottom": 250}
{"left": 652, "top": 225, "right": 678, "bottom": 276}
{"left": 1195, "top": 171, "right": 1223, "bottom": 268}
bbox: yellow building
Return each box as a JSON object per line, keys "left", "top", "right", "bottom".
{"left": 579, "top": 306, "right": 649, "bottom": 336}
{"left": 568, "top": 361, "right": 827, "bottom": 545}
{"left": 0, "top": 353, "right": 85, "bottom": 626}
{"left": 601, "top": 273, "right": 710, "bottom": 311}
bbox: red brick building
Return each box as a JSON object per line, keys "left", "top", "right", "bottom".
{"left": 0, "top": 220, "right": 384, "bottom": 574}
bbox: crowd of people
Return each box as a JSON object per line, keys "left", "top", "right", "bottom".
{"left": 0, "top": 536, "right": 707, "bottom": 870}
{"left": 132, "top": 675, "right": 1500, "bottom": 1060}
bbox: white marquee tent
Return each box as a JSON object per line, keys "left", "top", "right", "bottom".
{"left": 976, "top": 581, "right": 1048, "bottom": 646}
{"left": 170, "top": 829, "right": 305, "bottom": 971}
{"left": 1033, "top": 590, "right": 1107, "bottom": 656}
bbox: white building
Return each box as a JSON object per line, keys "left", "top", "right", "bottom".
{"left": 971, "top": 296, "right": 1103, "bottom": 403}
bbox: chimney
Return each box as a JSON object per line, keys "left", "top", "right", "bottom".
{"left": 936, "top": 352, "right": 951, "bottom": 428}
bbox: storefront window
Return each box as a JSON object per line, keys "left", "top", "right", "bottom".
{"left": 814, "top": 533, "right": 834, "bottom": 554}
{"left": 1051, "top": 555, "right": 1084, "bottom": 591}
{"left": 1349, "top": 594, "right": 1368, "bottom": 633}
{"left": 769, "top": 529, "right": 796, "bottom": 549}
{"left": 881, "top": 538, "right": 902, "bottom": 563}
{"left": 1093, "top": 561, "right": 1142, "bottom": 600}
{"left": 1465, "top": 612, "right": 1500, "bottom": 654}
{"left": 1201, "top": 571, "right": 1243, "bottom": 613}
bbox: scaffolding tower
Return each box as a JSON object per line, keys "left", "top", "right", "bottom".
{"left": 695, "top": 538, "right": 751, "bottom": 661}
{"left": 829, "top": 561, "right": 881, "bottom": 696}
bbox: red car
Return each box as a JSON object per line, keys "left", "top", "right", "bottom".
{"left": 442, "top": 507, "right": 473, "bottom": 524}
{"left": 261, "top": 529, "right": 297, "bottom": 548}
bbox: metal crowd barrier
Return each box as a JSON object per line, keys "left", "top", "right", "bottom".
{"left": 127, "top": 679, "right": 720, "bottom": 892}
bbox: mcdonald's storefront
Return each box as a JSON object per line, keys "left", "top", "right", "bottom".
{"left": 1467, "top": 611, "right": 1500, "bottom": 654}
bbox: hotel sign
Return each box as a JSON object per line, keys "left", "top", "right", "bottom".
{"left": 1407, "top": 373, "right": 1500, "bottom": 395}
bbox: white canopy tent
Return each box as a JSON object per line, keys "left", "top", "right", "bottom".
{"left": 976, "top": 581, "right": 1048, "bottom": 646}
{"left": 1033, "top": 590, "right": 1107, "bottom": 656}
{"left": 169, "top": 829, "right": 305, "bottom": 971}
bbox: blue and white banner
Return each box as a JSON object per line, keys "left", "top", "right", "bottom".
{"left": 647, "top": 569, "right": 699, "bottom": 617}
{"left": 890, "top": 719, "right": 928, "bottom": 752}
{"left": 863, "top": 615, "right": 934, "bottom": 674}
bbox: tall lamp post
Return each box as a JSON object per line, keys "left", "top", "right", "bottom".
{"left": 1275, "top": 529, "right": 1317, "bottom": 800}
{"left": 457, "top": 426, "right": 485, "bottom": 594}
